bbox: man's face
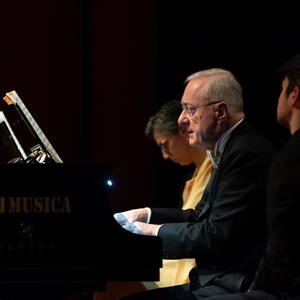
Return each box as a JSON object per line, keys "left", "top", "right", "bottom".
{"left": 277, "top": 76, "right": 292, "bottom": 128}
{"left": 178, "top": 79, "right": 219, "bottom": 149}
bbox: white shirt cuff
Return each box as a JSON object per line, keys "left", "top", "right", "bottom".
{"left": 145, "top": 207, "right": 151, "bottom": 223}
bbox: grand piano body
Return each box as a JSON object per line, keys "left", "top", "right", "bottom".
{"left": 0, "top": 91, "right": 162, "bottom": 297}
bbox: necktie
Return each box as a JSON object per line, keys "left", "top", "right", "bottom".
{"left": 207, "top": 150, "right": 221, "bottom": 169}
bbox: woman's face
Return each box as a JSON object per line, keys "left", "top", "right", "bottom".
{"left": 153, "top": 130, "right": 193, "bottom": 166}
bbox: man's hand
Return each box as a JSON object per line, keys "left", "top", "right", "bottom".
{"left": 133, "top": 222, "right": 163, "bottom": 236}
{"left": 114, "top": 208, "right": 149, "bottom": 224}
{"left": 113, "top": 213, "right": 142, "bottom": 234}
{"left": 113, "top": 209, "right": 162, "bottom": 235}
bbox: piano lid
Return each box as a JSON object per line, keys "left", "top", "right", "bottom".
{"left": 1, "top": 90, "right": 62, "bottom": 163}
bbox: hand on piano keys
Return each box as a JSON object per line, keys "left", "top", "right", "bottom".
{"left": 114, "top": 212, "right": 142, "bottom": 234}
{"left": 130, "top": 221, "right": 163, "bottom": 236}
{"left": 114, "top": 209, "right": 163, "bottom": 236}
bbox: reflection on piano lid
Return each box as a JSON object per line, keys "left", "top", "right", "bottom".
{"left": 0, "top": 111, "right": 25, "bottom": 163}
{"left": 1, "top": 90, "right": 62, "bottom": 164}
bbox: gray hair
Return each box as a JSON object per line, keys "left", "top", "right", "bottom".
{"left": 145, "top": 100, "right": 182, "bottom": 139}
{"left": 185, "top": 68, "right": 244, "bottom": 113}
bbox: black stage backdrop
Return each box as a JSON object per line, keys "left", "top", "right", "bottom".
{"left": 0, "top": 0, "right": 298, "bottom": 212}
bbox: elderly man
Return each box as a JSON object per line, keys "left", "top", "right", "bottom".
{"left": 196, "top": 54, "right": 300, "bottom": 300}
{"left": 115, "top": 68, "right": 276, "bottom": 299}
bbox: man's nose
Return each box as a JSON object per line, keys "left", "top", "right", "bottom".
{"left": 162, "top": 151, "right": 170, "bottom": 160}
{"left": 178, "top": 112, "right": 189, "bottom": 126}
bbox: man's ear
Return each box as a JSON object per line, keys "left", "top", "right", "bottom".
{"left": 292, "top": 86, "right": 300, "bottom": 108}
{"left": 216, "top": 102, "right": 228, "bottom": 120}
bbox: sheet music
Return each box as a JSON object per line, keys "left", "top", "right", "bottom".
{"left": 3, "top": 90, "right": 63, "bottom": 163}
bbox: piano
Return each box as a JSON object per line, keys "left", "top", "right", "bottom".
{"left": 0, "top": 91, "right": 162, "bottom": 299}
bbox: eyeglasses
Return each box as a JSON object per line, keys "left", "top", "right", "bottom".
{"left": 181, "top": 101, "right": 220, "bottom": 117}
{"left": 159, "top": 137, "right": 170, "bottom": 153}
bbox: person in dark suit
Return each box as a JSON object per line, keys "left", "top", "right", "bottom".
{"left": 190, "top": 54, "right": 300, "bottom": 300}
{"left": 114, "top": 68, "right": 277, "bottom": 299}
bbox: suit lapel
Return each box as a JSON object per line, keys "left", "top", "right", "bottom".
{"left": 196, "top": 120, "right": 252, "bottom": 221}
{"left": 196, "top": 167, "right": 217, "bottom": 220}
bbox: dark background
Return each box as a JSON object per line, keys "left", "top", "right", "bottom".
{"left": 0, "top": 1, "right": 297, "bottom": 213}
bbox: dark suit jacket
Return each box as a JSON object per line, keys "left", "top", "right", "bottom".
{"left": 150, "top": 120, "right": 277, "bottom": 291}
{"left": 251, "top": 129, "right": 300, "bottom": 297}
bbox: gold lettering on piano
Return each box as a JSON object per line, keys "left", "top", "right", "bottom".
{"left": 0, "top": 242, "right": 56, "bottom": 251}
{"left": 0, "top": 197, "right": 72, "bottom": 213}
